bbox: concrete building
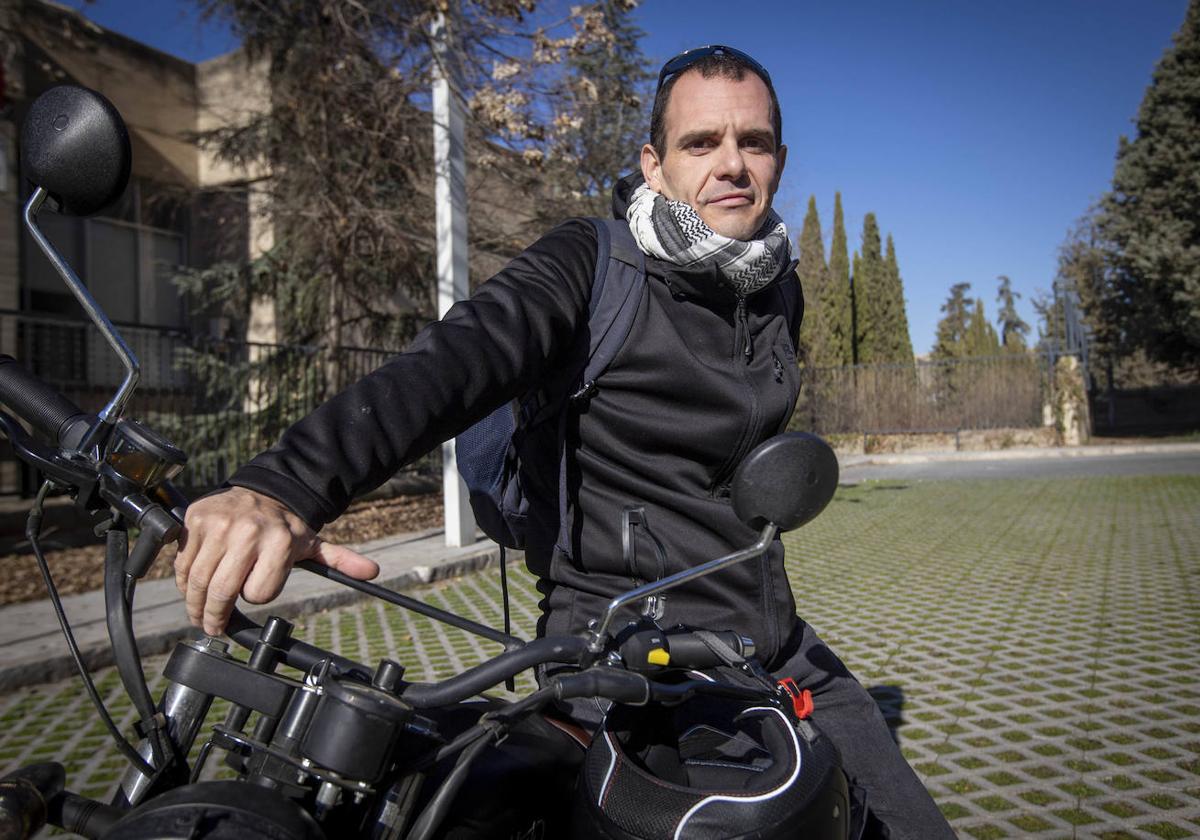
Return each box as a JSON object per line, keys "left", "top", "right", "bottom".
{"left": 0, "top": 1, "right": 544, "bottom": 494}
{"left": 2, "top": 0, "right": 272, "bottom": 375}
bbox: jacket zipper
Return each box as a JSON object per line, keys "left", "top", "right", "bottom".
{"left": 710, "top": 295, "right": 760, "bottom": 495}
{"left": 735, "top": 295, "right": 753, "bottom": 362}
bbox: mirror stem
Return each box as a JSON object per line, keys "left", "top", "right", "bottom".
{"left": 587, "top": 523, "right": 778, "bottom": 653}
{"left": 23, "top": 188, "right": 140, "bottom": 448}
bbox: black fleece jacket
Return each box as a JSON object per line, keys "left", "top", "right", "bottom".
{"left": 229, "top": 174, "right": 805, "bottom": 667}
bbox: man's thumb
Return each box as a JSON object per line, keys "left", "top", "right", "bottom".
{"left": 310, "top": 540, "right": 380, "bottom": 580}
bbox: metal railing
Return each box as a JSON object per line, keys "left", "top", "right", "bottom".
{"left": 791, "top": 353, "right": 1049, "bottom": 438}
{"left": 2, "top": 310, "right": 1065, "bottom": 495}
{"left": 0, "top": 311, "right": 438, "bottom": 495}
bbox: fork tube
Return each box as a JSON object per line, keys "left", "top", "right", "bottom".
{"left": 113, "top": 680, "right": 214, "bottom": 807}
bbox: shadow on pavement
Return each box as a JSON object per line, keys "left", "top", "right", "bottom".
{"left": 834, "top": 483, "right": 911, "bottom": 502}
{"left": 867, "top": 684, "right": 906, "bottom": 746}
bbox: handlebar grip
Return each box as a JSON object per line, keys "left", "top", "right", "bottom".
{"left": 664, "top": 630, "right": 754, "bottom": 670}
{"left": 0, "top": 355, "right": 91, "bottom": 449}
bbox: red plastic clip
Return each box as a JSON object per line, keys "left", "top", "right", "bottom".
{"left": 777, "top": 678, "right": 814, "bottom": 720}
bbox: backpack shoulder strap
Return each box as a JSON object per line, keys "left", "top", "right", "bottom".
{"left": 775, "top": 271, "right": 802, "bottom": 349}
{"left": 572, "top": 218, "right": 647, "bottom": 401}
{"left": 553, "top": 218, "right": 646, "bottom": 556}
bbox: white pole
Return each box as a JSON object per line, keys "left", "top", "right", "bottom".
{"left": 433, "top": 10, "right": 476, "bottom": 547}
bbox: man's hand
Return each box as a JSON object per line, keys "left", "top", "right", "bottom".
{"left": 175, "top": 487, "right": 380, "bottom": 636}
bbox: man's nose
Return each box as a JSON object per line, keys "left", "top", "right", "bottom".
{"left": 713, "top": 138, "right": 747, "bottom": 180}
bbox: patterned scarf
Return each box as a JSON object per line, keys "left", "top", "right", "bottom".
{"left": 625, "top": 182, "right": 791, "bottom": 296}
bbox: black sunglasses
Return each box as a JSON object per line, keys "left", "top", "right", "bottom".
{"left": 655, "top": 44, "right": 772, "bottom": 92}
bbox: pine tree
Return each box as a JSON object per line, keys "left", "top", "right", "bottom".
{"left": 827, "top": 193, "right": 853, "bottom": 366}
{"left": 933, "top": 283, "right": 973, "bottom": 359}
{"left": 965, "top": 299, "right": 1001, "bottom": 357}
{"left": 882, "top": 235, "right": 915, "bottom": 362}
{"left": 1096, "top": 0, "right": 1200, "bottom": 370}
{"left": 796, "top": 196, "right": 834, "bottom": 365}
{"left": 995, "top": 275, "right": 1030, "bottom": 352}
{"left": 543, "top": 0, "right": 652, "bottom": 220}
{"left": 853, "top": 213, "right": 885, "bottom": 363}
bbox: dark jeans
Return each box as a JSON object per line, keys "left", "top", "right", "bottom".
{"left": 770, "top": 619, "right": 956, "bottom": 840}
{"left": 551, "top": 618, "right": 956, "bottom": 840}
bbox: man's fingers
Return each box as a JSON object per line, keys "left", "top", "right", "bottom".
{"left": 310, "top": 541, "right": 380, "bottom": 581}
{"left": 241, "top": 531, "right": 298, "bottom": 605}
{"left": 174, "top": 530, "right": 193, "bottom": 596}
{"left": 174, "top": 523, "right": 199, "bottom": 596}
{"left": 200, "top": 552, "right": 257, "bottom": 637}
{"left": 184, "top": 537, "right": 228, "bottom": 630}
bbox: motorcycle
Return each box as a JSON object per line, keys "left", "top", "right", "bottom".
{"left": 0, "top": 85, "right": 849, "bottom": 840}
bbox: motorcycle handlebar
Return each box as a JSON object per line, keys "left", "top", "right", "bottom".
{"left": 0, "top": 359, "right": 763, "bottom": 710}
{"left": 399, "top": 637, "right": 589, "bottom": 708}
{"left": 0, "top": 355, "right": 93, "bottom": 450}
{"left": 227, "top": 607, "right": 591, "bottom": 709}
{"left": 225, "top": 608, "right": 375, "bottom": 683}
{"left": 227, "top": 608, "right": 761, "bottom": 709}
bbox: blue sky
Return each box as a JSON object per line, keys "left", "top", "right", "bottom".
{"left": 62, "top": 0, "right": 1189, "bottom": 354}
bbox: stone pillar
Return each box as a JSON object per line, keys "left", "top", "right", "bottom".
{"left": 1053, "top": 355, "right": 1090, "bottom": 446}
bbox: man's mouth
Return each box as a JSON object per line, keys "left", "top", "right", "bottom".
{"left": 707, "top": 193, "right": 753, "bottom": 207}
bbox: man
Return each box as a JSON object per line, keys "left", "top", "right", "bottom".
{"left": 176, "top": 45, "right": 954, "bottom": 838}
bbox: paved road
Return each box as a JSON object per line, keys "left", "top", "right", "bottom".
{"left": 2, "top": 469, "right": 1199, "bottom": 838}
{"left": 842, "top": 450, "right": 1200, "bottom": 482}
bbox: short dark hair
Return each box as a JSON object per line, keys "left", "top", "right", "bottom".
{"left": 649, "top": 54, "right": 782, "bottom": 157}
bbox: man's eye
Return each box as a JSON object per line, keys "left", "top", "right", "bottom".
{"left": 742, "top": 137, "right": 770, "bottom": 151}
{"left": 686, "top": 138, "right": 716, "bottom": 151}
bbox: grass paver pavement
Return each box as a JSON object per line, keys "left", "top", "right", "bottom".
{"left": 0, "top": 473, "right": 1196, "bottom": 838}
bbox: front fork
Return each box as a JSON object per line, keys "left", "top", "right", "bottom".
{"left": 112, "top": 639, "right": 225, "bottom": 808}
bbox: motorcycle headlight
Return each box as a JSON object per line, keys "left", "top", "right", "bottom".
{"left": 104, "top": 419, "right": 186, "bottom": 489}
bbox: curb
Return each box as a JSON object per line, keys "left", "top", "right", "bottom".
{"left": 838, "top": 441, "right": 1200, "bottom": 468}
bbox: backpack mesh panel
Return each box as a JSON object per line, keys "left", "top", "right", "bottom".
{"left": 455, "top": 402, "right": 515, "bottom": 494}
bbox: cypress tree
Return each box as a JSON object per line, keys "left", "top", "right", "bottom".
{"left": 827, "top": 193, "right": 853, "bottom": 366}
{"left": 965, "top": 299, "right": 1001, "bottom": 357}
{"left": 1096, "top": 0, "right": 1200, "bottom": 369}
{"left": 796, "top": 196, "right": 835, "bottom": 365}
{"left": 854, "top": 213, "right": 886, "bottom": 363}
{"left": 883, "top": 235, "right": 915, "bottom": 362}
{"left": 850, "top": 251, "right": 862, "bottom": 365}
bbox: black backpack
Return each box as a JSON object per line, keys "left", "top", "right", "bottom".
{"left": 455, "top": 217, "right": 648, "bottom": 552}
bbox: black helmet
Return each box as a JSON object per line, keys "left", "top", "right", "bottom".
{"left": 571, "top": 695, "right": 850, "bottom": 839}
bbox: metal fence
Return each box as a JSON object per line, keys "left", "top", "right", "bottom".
{"left": 0, "top": 311, "right": 439, "bottom": 496}
{"left": 1, "top": 309, "right": 1066, "bottom": 495}
{"left": 791, "top": 353, "right": 1050, "bottom": 438}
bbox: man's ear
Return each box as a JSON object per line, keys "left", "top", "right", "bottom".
{"left": 640, "top": 143, "right": 663, "bottom": 192}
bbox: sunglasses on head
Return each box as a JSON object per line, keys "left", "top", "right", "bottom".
{"left": 655, "top": 44, "right": 772, "bottom": 92}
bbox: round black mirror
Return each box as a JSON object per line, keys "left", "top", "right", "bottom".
{"left": 20, "top": 85, "right": 131, "bottom": 217}
{"left": 731, "top": 432, "right": 839, "bottom": 532}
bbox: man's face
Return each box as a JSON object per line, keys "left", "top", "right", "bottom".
{"left": 641, "top": 71, "right": 787, "bottom": 241}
